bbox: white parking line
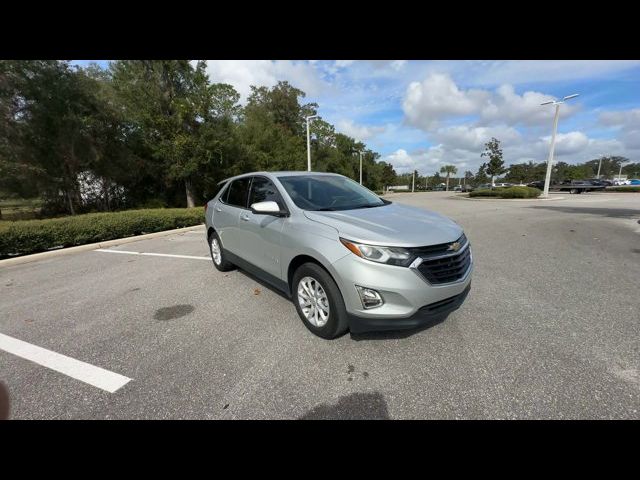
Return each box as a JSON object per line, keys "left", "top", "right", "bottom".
{"left": 0, "top": 333, "right": 131, "bottom": 393}
{"left": 95, "top": 249, "right": 209, "bottom": 261}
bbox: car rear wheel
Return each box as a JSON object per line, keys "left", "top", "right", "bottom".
{"left": 208, "top": 231, "right": 235, "bottom": 272}
{"left": 292, "top": 263, "right": 349, "bottom": 339}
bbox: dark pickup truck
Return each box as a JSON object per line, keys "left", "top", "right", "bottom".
{"left": 528, "top": 180, "right": 607, "bottom": 194}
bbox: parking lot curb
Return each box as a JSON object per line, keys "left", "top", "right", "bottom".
{"left": 0, "top": 224, "right": 205, "bottom": 268}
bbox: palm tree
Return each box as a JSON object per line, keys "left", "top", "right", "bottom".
{"left": 440, "top": 165, "right": 458, "bottom": 191}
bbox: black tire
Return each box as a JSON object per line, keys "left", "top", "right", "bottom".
{"left": 208, "top": 230, "right": 235, "bottom": 272}
{"left": 570, "top": 188, "right": 579, "bottom": 194}
{"left": 292, "top": 262, "right": 349, "bottom": 339}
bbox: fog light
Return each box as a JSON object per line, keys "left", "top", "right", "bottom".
{"left": 355, "top": 286, "right": 384, "bottom": 309}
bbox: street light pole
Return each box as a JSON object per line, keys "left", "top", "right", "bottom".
{"left": 597, "top": 155, "right": 603, "bottom": 179}
{"left": 359, "top": 151, "right": 363, "bottom": 185}
{"left": 540, "top": 94, "right": 579, "bottom": 198}
{"left": 412, "top": 171, "right": 415, "bottom": 192}
{"left": 306, "top": 115, "right": 318, "bottom": 172}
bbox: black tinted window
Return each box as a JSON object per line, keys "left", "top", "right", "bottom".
{"left": 225, "top": 177, "right": 251, "bottom": 208}
{"left": 249, "top": 177, "right": 282, "bottom": 208}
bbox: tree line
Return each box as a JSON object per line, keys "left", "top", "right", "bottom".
{"left": 0, "top": 60, "right": 397, "bottom": 216}
{"left": 401, "top": 138, "right": 638, "bottom": 190}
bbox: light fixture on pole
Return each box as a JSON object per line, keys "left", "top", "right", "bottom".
{"left": 540, "top": 93, "right": 580, "bottom": 197}
{"left": 306, "top": 114, "right": 318, "bottom": 172}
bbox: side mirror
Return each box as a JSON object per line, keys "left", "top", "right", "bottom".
{"left": 250, "top": 201, "right": 286, "bottom": 216}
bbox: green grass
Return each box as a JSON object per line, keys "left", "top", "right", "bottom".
{"left": 469, "top": 186, "right": 541, "bottom": 199}
{"left": 0, "top": 198, "right": 43, "bottom": 221}
{"left": 0, "top": 207, "right": 204, "bottom": 258}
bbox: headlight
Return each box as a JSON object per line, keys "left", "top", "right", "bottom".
{"left": 340, "top": 238, "right": 412, "bottom": 266}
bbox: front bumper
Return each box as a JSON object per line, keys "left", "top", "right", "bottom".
{"left": 348, "top": 284, "right": 471, "bottom": 333}
{"left": 329, "top": 247, "right": 473, "bottom": 333}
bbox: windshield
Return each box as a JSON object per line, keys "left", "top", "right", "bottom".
{"left": 278, "top": 175, "right": 386, "bottom": 211}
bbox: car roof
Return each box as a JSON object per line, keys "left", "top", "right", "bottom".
{"left": 218, "top": 171, "right": 343, "bottom": 184}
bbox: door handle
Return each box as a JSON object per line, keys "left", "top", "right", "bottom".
{"left": 241, "top": 213, "right": 250, "bottom": 221}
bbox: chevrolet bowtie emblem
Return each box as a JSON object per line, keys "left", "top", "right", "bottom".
{"left": 448, "top": 242, "right": 461, "bottom": 252}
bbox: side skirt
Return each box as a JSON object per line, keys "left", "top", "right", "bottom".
{"left": 225, "top": 251, "right": 291, "bottom": 298}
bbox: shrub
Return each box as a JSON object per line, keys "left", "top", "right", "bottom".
{"left": 469, "top": 186, "right": 541, "bottom": 199}
{"left": 606, "top": 186, "right": 640, "bottom": 192}
{"left": 0, "top": 208, "right": 204, "bottom": 258}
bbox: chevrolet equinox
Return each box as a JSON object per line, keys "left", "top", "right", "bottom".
{"left": 205, "top": 172, "right": 472, "bottom": 339}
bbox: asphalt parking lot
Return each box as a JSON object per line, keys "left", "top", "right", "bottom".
{"left": 1, "top": 191, "right": 639, "bottom": 419}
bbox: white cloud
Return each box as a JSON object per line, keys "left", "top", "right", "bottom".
{"left": 335, "top": 60, "right": 354, "bottom": 68}
{"left": 432, "top": 125, "right": 521, "bottom": 151}
{"left": 538, "top": 131, "right": 589, "bottom": 155}
{"left": 480, "top": 84, "right": 577, "bottom": 126}
{"left": 202, "top": 60, "right": 327, "bottom": 101}
{"left": 402, "top": 73, "right": 577, "bottom": 131}
{"left": 402, "top": 73, "right": 488, "bottom": 129}
{"left": 335, "top": 119, "right": 386, "bottom": 142}
{"left": 466, "top": 60, "right": 640, "bottom": 87}
{"left": 599, "top": 108, "right": 640, "bottom": 151}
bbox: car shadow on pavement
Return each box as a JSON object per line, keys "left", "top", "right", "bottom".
{"left": 528, "top": 206, "right": 640, "bottom": 219}
{"left": 349, "top": 316, "right": 448, "bottom": 341}
{"left": 299, "top": 392, "right": 390, "bottom": 420}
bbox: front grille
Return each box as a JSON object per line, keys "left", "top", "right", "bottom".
{"left": 416, "top": 242, "right": 471, "bottom": 284}
{"left": 408, "top": 233, "right": 467, "bottom": 258}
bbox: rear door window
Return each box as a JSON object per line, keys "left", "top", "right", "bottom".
{"left": 225, "top": 177, "right": 251, "bottom": 208}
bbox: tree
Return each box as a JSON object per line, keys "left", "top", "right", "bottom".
{"left": 110, "top": 60, "right": 222, "bottom": 207}
{"left": 481, "top": 137, "right": 506, "bottom": 187}
{"left": 440, "top": 165, "right": 458, "bottom": 191}
{"left": 505, "top": 162, "right": 538, "bottom": 184}
{"left": 463, "top": 170, "right": 474, "bottom": 186}
{"left": 380, "top": 162, "right": 396, "bottom": 191}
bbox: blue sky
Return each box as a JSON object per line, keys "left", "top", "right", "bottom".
{"left": 71, "top": 60, "right": 640, "bottom": 174}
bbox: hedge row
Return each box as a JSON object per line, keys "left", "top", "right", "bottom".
{"left": 469, "top": 186, "right": 542, "bottom": 199}
{"left": 606, "top": 186, "right": 640, "bottom": 192}
{"left": 0, "top": 208, "right": 204, "bottom": 258}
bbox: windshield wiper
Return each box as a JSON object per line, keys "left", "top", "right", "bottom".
{"left": 350, "top": 203, "right": 385, "bottom": 209}
{"left": 313, "top": 207, "right": 337, "bottom": 211}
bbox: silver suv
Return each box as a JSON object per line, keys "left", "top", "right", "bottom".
{"left": 205, "top": 172, "right": 472, "bottom": 339}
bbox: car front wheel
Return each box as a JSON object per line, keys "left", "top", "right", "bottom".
{"left": 292, "top": 262, "right": 349, "bottom": 339}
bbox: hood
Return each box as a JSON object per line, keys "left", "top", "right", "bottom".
{"left": 303, "top": 202, "right": 463, "bottom": 247}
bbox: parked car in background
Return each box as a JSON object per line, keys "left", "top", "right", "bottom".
{"left": 587, "top": 178, "right": 613, "bottom": 187}
{"left": 475, "top": 183, "right": 493, "bottom": 190}
{"left": 555, "top": 180, "right": 606, "bottom": 194}
{"left": 629, "top": 179, "right": 640, "bottom": 185}
{"left": 528, "top": 180, "right": 545, "bottom": 190}
{"left": 613, "top": 179, "right": 630, "bottom": 185}
{"left": 205, "top": 171, "right": 473, "bottom": 339}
